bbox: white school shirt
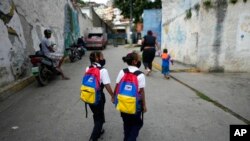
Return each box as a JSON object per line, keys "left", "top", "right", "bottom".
{"left": 116, "top": 66, "right": 146, "bottom": 88}
{"left": 86, "top": 63, "right": 111, "bottom": 85}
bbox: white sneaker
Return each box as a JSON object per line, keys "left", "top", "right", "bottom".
{"left": 146, "top": 68, "right": 151, "bottom": 76}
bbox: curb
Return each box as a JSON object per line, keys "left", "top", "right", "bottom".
{"left": 152, "top": 61, "right": 201, "bottom": 73}
{"left": 0, "top": 76, "right": 35, "bottom": 102}
{"left": 0, "top": 56, "right": 70, "bottom": 102}
{"left": 124, "top": 44, "right": 141, "bottom": 48}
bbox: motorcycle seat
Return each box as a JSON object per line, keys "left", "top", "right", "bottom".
{"left": 29, "top": 54, "right": 44, "bottom": 58}
{"left": 29, "top": 55, "right": 53, "bottom": 62}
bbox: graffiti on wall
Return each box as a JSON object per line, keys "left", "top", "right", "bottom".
{"left": 64, "top": 4, "right": 80, "bottom": 49}
{"left": 167, "top": 23, "right": 187, "bottom": 45}
{"left": 237, "top": 13, "right": 250, "bottom": 51}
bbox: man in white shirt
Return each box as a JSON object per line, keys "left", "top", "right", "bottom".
{"left": 40, "top": 29, "right": 69, "bottom": 80}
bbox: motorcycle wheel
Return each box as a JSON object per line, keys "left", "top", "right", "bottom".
{"left": 77, "top": 51, "right": 82, "bottom": 60}
{"left": 69, "top": 49, "right": 75, "bottom": 62}
{"left": 69, "top": 55, "right": 75, "bottom": 62}
{"left": 80, "top": 49, "right": 85, "bottom": 56}
{"left": 36, "top": 65, "right": 49, "bottom": 86}
{"left": 73, "top": 48, "right": 81, "bottom": 60}
{"left": 79, "top": 47, "right": 85, "bottom": 56}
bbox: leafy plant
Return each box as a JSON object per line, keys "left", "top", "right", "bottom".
{"left": 185, "top": 9, "right": 192, "bottom": 19}
{"left": 243, "top": 0, "right": 247, "bottom": 3}
{"left": 203, "top": 0, "right": 212, "bottom": 10}
{"left": 230, "top": 0, "right": 238, "bottom": 4}
{"left": 194, "top": 3, "right": 200, "bottom": 12}
{"left": 76, "top": 0, "right": 86, "bottom": 7}
{"left": 114, "top": 0, "right": 162, "bottom": 23}
{"left": 77, "top": 0, "right": 85, "bottom": 5}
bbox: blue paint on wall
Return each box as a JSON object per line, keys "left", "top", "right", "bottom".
{"left": 143, "top": 9, "right": 162, "bottom": 46}
{"left": 167, "top": 24, "right": 186, "bottom": 45}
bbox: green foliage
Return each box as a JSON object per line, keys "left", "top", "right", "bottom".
{"left": 77, "top": 0, "right": 85, "bottom": 5}
{"left": 0, "top": 1, "right": 15, "bottom": 24}
{"left": 194, "top": 3, "right": 200, "bottom": 12}
{"left": 230, "top": 0, "right": 238, "bottom": 4}
{"left": 185, "top": 9, "right": 192, "bottom": 19}
{"left": 243, "top": 0, "right": 247, "bottom": 3}
{"left": 203, "top": 0, "right": 212, "bottom": 10}
{"left": 76, "top": 0, "right": 86, "bottom": 7}
{"left": 114, "top": 0, "right": 162, "bottom": 23}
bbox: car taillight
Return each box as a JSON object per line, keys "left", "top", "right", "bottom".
{"left": 30, "top": 57, "right": 42, "bottom": 64}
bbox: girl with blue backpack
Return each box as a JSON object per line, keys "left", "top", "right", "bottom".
{"left": 114, "top": 51, "right": 147, "bottom": 141}
{"left": 81, "top": 51, "right": 114, "bottom": 141}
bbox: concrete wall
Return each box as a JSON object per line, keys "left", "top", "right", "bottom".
{"left": 0, "top": 0, "right": 91, "bottom": 88}
{"left": 78, "top": 9, "right": 93, "bottom": 37}
{"left": 80, "top": 6, "right": 112, "bottom": 37}
{"left": 90, "top": 7, "right": 113, "bottom": 34}
{"left": 143, "top": 9, "right": 162, "bottom": 47}
{"left": 162, "top": 0, "right": 250, "bottom": 72}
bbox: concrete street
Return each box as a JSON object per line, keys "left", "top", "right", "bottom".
{"left": 0, "top": 45, "right": 247, "bottom": 141}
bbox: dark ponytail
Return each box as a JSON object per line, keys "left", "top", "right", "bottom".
{"left": 89, "top": 51, "right": 101, "bottom": 63}
{"left": 122, "top": 52, "right": 138, "bottom": 65}
{"left": 122, "top": 56, "right": 128, "bottom": 63}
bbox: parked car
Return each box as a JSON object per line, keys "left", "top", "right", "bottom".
{"left": 85, "top": 27, "right": 107, "bottom": 50}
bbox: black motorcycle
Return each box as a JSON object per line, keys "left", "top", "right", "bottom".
{"left": 77, "top": 44, "right": 86, "bottom": 57}
{"left": 66, "top": 43, "right": 83, "bottom": 62}
{"left": 29, "top": 52, "right": 61, "bottom": 86}
{"left": 77, "top": 37, "right": 87, "bottom": 56}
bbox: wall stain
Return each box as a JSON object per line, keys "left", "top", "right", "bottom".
{"left": 19, "top": 14, "right": 35, "bottom": 54}
{"left": 210, "top": 0, "right": 228, "bottom": 72}
{"left": 0, "top": 67, "right": 9, "bottom": 79}
{"left": 7, "top": 26, "right": 18, "bottom": 36}
{"left": 0, "top": 0, "right": 15, "bottom": 24}
{"left": 8, "top": 34, "right": 29, "bottom": 80}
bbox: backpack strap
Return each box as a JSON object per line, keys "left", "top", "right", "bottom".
{"left": 123, "top": 68, "right": 129, "bottom": 73}
{"left": 123, "top": 68, "right": 142, "bottom": 76}
{"left": 85, "top": 103, "right": 88, "bottom": 118}
{"left": 134, "top": 70, "right": 142, "bottom": 76}
{"left": 89, "top": 64, "right": 103, "bottom": 70}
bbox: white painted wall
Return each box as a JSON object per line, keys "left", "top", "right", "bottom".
{"left": 13, "top": 0, "right": 68, "bottom": 51}
{"left": 81, "top": 7, "right": 92, "bottom": 20}
{"left": 222, "top": 3, "right": 250, "bottom": 72}
{"left": 162, "top": 0, "right": 250, "bottom": 72}
{"left": 78, "top": 11, "right": 94, "bottom": 37}
{"left": 0, "top": 20, "right": 15, "bottom": 86}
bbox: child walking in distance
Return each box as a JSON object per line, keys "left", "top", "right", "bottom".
{"left": 114, "top": 52, "right": 147, "bottom": 141}
{"left": 80, "top": 51, "right": 114, "bottom": 141}
{"left": 161, "top": 49, "right": 173, "bottom": 79}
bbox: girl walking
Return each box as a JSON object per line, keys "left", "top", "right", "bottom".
{"left": 83, "top": 51, "right": 114, "bottom": 141}
{"left": 115, "top": 52, "right": 147, "bottom": 141}
{"left": 161, "top": 49, "right": 173, "bottom": 79}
